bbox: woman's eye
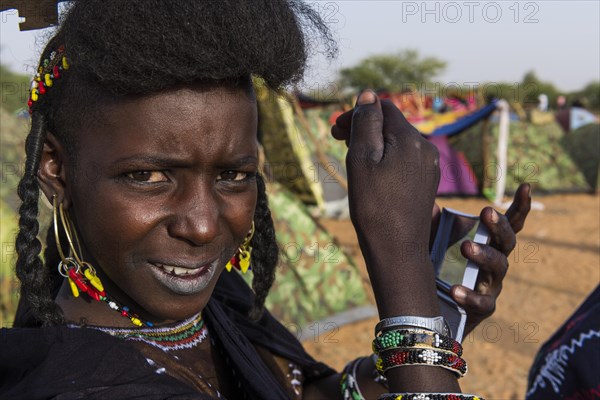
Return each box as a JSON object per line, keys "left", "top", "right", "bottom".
{"left": 219, "top": 171, "right": 248, "bottom": 181}
{"left": 126, "top": 171, "right": 168, "bottom": 183}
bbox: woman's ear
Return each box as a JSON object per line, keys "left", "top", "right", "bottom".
{"left": 37, "top": 132, "right": 71, "bottom": 208}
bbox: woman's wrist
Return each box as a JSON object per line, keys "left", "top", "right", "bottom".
{"left": 361, "top": 249, "right": 440, "bottom": 318}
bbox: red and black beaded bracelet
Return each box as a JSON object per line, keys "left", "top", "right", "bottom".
{"left": 378, "top": 393, "right": 484, "bottom": 400}
{"left": 373, "top": 329, "right": 463, "bottom": 356}
{"left": 376, "top": 348, "right": 468, "bottom": 378}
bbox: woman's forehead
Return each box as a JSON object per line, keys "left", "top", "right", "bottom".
{"left": 75, "top": 86, "right": 258, "bottom": 164}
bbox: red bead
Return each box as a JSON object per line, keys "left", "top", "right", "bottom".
{"left": 39, "top": 83, "right": 46, "bottom": 95}
{"left": 121, "top": 310, "right": 128, "bottom": 317}
{"left": 27, "top": 99, "right": 33, "bottom": 107}
{"left": 68, "top": 268, "right": 89, "bottom": 292}
{"left": 87, "top": 287, "right": 100, "bottom": 301}
{"left": 53, "top": 65, "right": 60, "bottom": 78}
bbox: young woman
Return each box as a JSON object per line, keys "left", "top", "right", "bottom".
{"left": 0, "top": 1, "right": 530, "bottom": 399}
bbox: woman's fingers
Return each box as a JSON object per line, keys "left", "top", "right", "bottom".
{"left": 480, "top": 207, "right": 516, "bottom": 256}
{"left": 450, "top": 285, "right": 496, "bottom": 317}
{"left": 334, "top": 108, "right": 354, "bottom": 132}
{"left": 505, "top": 183, "right": 532, "bottom": 234}
{"left": 461, "top": 240, "right": 509, "bottom": 288}
{"left": 348, "top": 90, "right": 385, "bottom": 164}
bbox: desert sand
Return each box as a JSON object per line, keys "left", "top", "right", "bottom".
{"left": 303, "top": 193, "right": 600, "bottom": 399}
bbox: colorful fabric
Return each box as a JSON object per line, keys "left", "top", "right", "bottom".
{"left": 427, "top": 135, "right": 479, "bottom": 196}
{"left": 526, "top": 285, "right": 600, "bottom": 399}
{"left": 243, "top": 182, "right": 369, "bottom": 327}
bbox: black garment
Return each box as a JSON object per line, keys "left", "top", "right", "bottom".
{"left": 526, "top": 284, "right": 600, "bottom": 399}
{"left": 0, "top": 272, "right": 336, "bottom": 400}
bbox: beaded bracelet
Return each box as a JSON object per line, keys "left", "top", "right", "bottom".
{"left": 376, "top": 348, "right": 468, "bottom": 378}
{"left": 373, "top": 329, "right": 463, "bottom": 356}
{"left": 378, "top": 393, "right": 484, "bottom": 400}
{"left": 340, "top": 356, "right": 367, "bottom": 400}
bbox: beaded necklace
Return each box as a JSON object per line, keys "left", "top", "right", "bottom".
{"left": 88, "top": 312, "right": 208, "bottom": 352}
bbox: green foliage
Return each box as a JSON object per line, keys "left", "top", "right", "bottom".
{"left": 520, "top": 70, "right": 560, "bottom": 108}
{"left": 0, "top": 199, "right": 19, "bottom": 326}
{"left": 570, "top": 81, "right": 600, "bottom": 111}
{"left": 338, "top": 50, "right": 446, "bottom": 93}
{"left": 0, "top": 65, "right": 31, "bottom": 114}
{"left": 0, "top": 105, "right": 29, "bottom": 325}
{"left": 476, "top": 71, "right": 562, "bottom": 108}
{"left": 0, "top": 107, "right": 28, "bottom": 210}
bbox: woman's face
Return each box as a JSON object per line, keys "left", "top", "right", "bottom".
{"left": 62, "top": 85, "right": 258, "bottom": 321}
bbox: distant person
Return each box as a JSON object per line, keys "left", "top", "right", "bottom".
{"left": 538, "top": 94, "right": 548, "bottom": 112}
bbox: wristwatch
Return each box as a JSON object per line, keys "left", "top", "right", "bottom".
{"left": 375, "top": 316, "right": 451, "bottom": 337}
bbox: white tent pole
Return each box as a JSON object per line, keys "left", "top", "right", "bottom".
{"left": 493, "top": 100, "right": 544, "bottom": 210}
{"left": 494, "top": 100, "right": 509, "bottom": 206}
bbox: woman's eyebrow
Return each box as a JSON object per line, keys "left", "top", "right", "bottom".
{"left": 111, "top": 155, "right": 187, "bottom": 167}
{"left": 111, "top": 155, "right": 258, "bottom": 169}
{"left": 221, "top": 155, "right": 258, "bottom": 168}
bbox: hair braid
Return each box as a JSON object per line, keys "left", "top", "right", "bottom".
{"left": 248, "top": 174, "right": 279, "bottom": 321}
{"left": 13, "top": 111, "right": 64, "bottom": 327}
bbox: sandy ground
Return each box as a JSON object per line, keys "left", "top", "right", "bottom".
{"left": 302, "top": 193, "right": 600, "bottom": 399}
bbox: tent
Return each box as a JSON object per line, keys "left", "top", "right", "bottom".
{"left": 242, "top": 182, "right": 369, "bottom": 327}
{"left": 424, "top": 102, "right": 499, "bottom": 196}
{"left": 451, "top": 116, "right": 599, "bottom": 194}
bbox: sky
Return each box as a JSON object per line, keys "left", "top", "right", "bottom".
{"left": 1, "top": 1, "right": 599, "bottom": 93}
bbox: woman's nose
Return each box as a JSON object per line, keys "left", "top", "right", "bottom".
{"left": 167, "top": 184, "right": 221, "bottom": 246}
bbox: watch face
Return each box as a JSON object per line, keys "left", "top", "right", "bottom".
{"left": 375, "top": 316, "right": 451, "bottom": 337}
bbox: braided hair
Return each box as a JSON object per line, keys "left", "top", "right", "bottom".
{"left": 13, "top": 0, "right": 336, "bottom": 327}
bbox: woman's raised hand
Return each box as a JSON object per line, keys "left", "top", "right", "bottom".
{"left": 334, "top": 91, "right": 440, "bottom": 254}
{"left": 332, "top": 90, "right": 443, "bottom": 319}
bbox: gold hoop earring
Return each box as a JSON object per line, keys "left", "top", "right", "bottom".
{"left": 225, "top": 221, "right": 255, "bottom": 274}
{"left": 51, "top": 195, "right": 149, "bottom": 327}
{"left": 53, "top": 195, "right": 105, "bottom": 298}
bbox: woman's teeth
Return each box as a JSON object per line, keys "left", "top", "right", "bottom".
{"left": 156, "top": 264, "right": 196, "bottom": 276}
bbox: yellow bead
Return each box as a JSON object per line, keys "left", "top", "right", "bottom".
{"left": 130, "top": 317, "right": 142, "bottom": 326}
{"left": 225, "top": 261, "right": 233, "bottom": 272}
{"left": 31, "top": 89, "right": 39, "bottom": 102}
{"left": 239, "top": 257, "right": 250, "bottom": 273}
{"left": 68, "top": 278, "right": 79, "bottom": 297}
{"left": 84, "top": 269, "right": 94, "bottom": 281}
{"left": 91, "top": 276, "right": 104, "bottom": 291}
{"left": 84, "top": 269, "right": 104, "bottom": 292}
{"left": 62, "top": 56, "right": 70, "bottom": 70}
{"left": 44, "top": 74, "right": 53, "bottom": 87}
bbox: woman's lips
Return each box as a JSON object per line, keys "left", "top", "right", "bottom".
{"left": 148, "top": 259, "right": 219, "bottom": 295}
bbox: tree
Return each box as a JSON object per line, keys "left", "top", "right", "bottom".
{"left": 571, "top": 81, "right": 600, "bottom": 111}
{"left": 0, "top": 64, "right": 30, "bottom": 113}
{"left": 338, "top": 49, "right": 446, "bottom": 93}
{"left": 520, "top": 70, "right": 559, "bottom": 108}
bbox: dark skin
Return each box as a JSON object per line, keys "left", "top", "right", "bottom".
{"left": 38, "top": 85, "right": 259, "bottom": 326}
{"left": 305, "top": 91, "right": 531, "bottom": 398}
{"left": 38, "top": 86, "right": 530, "bottom": 398}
